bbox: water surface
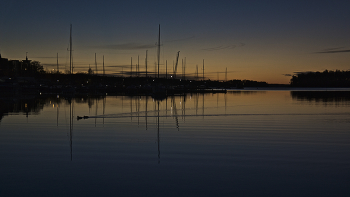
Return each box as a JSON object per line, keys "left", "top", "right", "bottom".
{"left": 1, "top": 90, "right": 349, "bottom": 196}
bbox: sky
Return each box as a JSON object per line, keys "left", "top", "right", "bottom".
{"left": 1, "top": 0, "right": 350, "bottom": 84}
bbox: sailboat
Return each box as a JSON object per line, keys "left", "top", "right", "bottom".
{"left": 152, "top": 24, "right": 167, "bottom": 100}
{"left": 63, "top": 24, "right": 75, "bottom": 97}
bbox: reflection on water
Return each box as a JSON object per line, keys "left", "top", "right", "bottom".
{"left": 291, "top": 91, "right": 350, "bottom": 102}
{"left": 1, "top": 90, "right": 350, "bottom": 196}
{"left": 0, "top": 91, "right": 265, "bottom": 122}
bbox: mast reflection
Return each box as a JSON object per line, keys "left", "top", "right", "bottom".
{"left": 157, "top": 101, "right": 160, "bottom": 163}
{"left": 172, "top": 96, "right": 180, "bottom": 131}
{"left": 68, "top": 98, "right": 73, "bottom": 161}
{"left": 145, "top": 96, "right": 148, "bottom": 130}
{"left": 3, "top": 93, "right": 233, "bottom": 162}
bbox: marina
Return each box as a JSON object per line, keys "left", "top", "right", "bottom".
{"left": 1, "top": 1, "right": 350, "bottom": 196}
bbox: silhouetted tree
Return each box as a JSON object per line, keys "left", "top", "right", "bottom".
{"left": 30, "top": 61, "right": 45, "bottom": 74}
{"left": 291, "top": 70, "right": 350, "bottom": 87}
{"left": 88, "top": 68, "right": 94, "bottom": 75}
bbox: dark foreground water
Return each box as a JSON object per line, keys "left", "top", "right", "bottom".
{"left": 1, "top": 90, "right": 350, "bottom": 196}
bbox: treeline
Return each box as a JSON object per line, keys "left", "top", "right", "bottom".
{"left": 1, "top": 55, "right": 269, "bottom": 89}
{"left": 291, "top": 70, "right": 350, "bottom": 87}
{"left": 0, "top": 59, "right": 45, "bottom": 77}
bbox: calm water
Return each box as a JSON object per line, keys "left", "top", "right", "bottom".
{"left": 1, "top": 90, "right": 350, "bottom": 197}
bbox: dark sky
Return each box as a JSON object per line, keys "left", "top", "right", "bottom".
{"left": 1, "top": 0, "right": 350, "bottom": 83}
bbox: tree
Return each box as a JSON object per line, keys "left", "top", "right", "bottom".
{"left": 88, "top": 68, "right": 94, "bottom": 75}
{"left": 30, "top": 61, "right": 45, "bottom": 74}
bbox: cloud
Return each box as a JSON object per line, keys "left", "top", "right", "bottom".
{"left": 32, "top": 56, "right": 65, "bottom": 60}
{"left": 282, "top": 74, "right": 292, "bottom": 76}
{"left": 166, "top": 36, "right": 195, "bottom": 42}
{"left": 203, "top": 45, "right": 235, "bottom": 51}
{"left": 205, "top": 71, "right": 238, "bottom": 74}
{"left": 316, "top": 47, "right": 350, "bottom": 54}
{"left": 92, "top": 43, "right": 156, "bottom": 50}
{"left": 202, "top": 43, "right": 245, "bottom": 51}
{"left": 293, "top": 71, "right": 314, "bottom": 75}
{"left": 41, "top": 63, "right": 62, "bottom": 67}
{"left": 106, "top": 65, "right": 130, "bottom": 68}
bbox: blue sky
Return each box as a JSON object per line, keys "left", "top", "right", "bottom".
{"left": 1, "top": 0, "right": 350, "bottom": 83}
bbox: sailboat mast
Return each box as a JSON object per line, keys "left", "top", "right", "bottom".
{"left": 95, "top": 53, "right": 97, "bottom": 75}
{"left": 57, "top": 53, "right": 59, "bottom": 73}
{"left": 157, "top": 24, "right": 160, "bottom": 79}
{"left": 203, "top": 59, "right": 205, "bottom": 81}
{"left": 181, "top": 59, "right": 184, "bottom": 80}
{"left": 131, "top": 57, "right": 132, "bottom": 77}
{"left": 72, "top": 55, "right": 74, "bottom": 74}
{"left": 145, "top": 50, "right": 148, "bottom": 78}
{"left": 103, "top": 55, "right": 105, "bottom": 76}
{"left": 69, "top": 24, "right": 72, "bottom": 74}
{"left": 184, "top": 57, "right": 186, "bottom": 80}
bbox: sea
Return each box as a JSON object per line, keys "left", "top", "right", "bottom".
{"left": 1, "top": 88, "right": 350, "bottom": 197}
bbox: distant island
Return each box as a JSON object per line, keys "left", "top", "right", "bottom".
{"left": 290, "top": 70, "right": 350, "bottom": 87}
